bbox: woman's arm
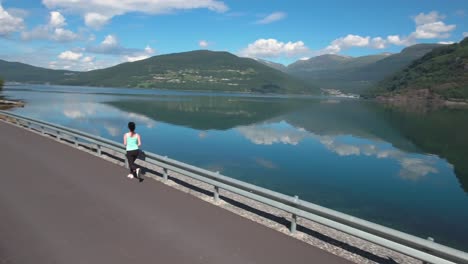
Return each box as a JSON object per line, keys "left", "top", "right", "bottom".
{"left": 123, "top": 133, "right": 127, "bottom": 146}
{"left": 137, "top": 134, "right": 142, "bottom": 147}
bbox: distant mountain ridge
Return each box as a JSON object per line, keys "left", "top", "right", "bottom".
{"left": 284, "top": 44, "right": 443, "bottom": 93}
{"left": 0, "top": 50, "right": 316, "bottom": 94}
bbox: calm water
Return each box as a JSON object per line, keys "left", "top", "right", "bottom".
{"left": 2, "top": 84, "right": 468, "bottom": 251}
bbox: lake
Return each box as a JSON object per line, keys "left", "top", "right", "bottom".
{"left": 2, "top": 84, "right": 468, "bottom": 251}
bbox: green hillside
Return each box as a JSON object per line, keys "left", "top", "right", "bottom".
{"left": 62, "top": 50, "right": 316, "bottom": 94}
{"left": 287, "top": 44, "right": 442, "bottom": 93}
{"left": 0, "top": 59, "right": 76, "bottom": 83}
{"left": 371, "top": 38, "right": 468, "bottom": 100}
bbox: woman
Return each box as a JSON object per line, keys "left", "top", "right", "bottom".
{"left": 124, "top": 122, "right": 142, "bottom": 179}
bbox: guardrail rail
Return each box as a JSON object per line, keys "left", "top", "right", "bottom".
{"left": 1, "top": 110, "right": 467, "bottom": 264}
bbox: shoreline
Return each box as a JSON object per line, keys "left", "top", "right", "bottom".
{"left": 0, "top": 99, "right": 25, "bottom": 110}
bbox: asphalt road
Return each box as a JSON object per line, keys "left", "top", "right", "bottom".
{"left": 0, "top": 120, "right": 352, "bottom": 264}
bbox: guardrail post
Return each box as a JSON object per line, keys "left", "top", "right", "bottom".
{"left": 56, "top": 131, "right": 61, "bottom": 141}
{"left": 423, "top": 237, "right": 435, "bottom": 264}
{"left": 40, "top": 126, "right": 45, "bottom": 135}
{"left": 96, "top": 144, "right": 102, "bottom": 155}
{"left": 163, "top": 168, "right": 168, "bottom": 182}
{"left": 27, "top": 121, "right": 31, "bottom": 129}
{"left": 124, "top": 155, "right": 129, "bottom": 169}
{"left": 214, "top": 186, "right": 220, "bottom": 202}
{"left": 74, "top": 137, "right": 79, "bottom": 147}
{"left": 290, "top": 195, "right": 299, "bottom": 234}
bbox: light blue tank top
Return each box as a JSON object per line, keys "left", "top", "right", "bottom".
{"left": 126, "top": 134, "right": 139, "bottom": 151}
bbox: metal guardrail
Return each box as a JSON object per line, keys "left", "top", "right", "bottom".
{"left": 1, "top": 110, "right": 467, "bottom": 264}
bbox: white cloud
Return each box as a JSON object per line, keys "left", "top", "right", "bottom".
{"left": 84, "top": 13, "right": 110, "bottom": 29}
{"left": 86, "top": 35, "right": 156, "bottom": 62}
{"left": 412, "top": 21, "right": 456, "bottom": 39}
{"left": 102, "top": 34, "right": 118, "bottom": 46}
{"left": 52, "top": 28, "right": 78, "bottom": 41}
{"left": 125, "top": 55, "right": 150, "bottom": 62}
{"left": 386, "top": 35, "right": 413, "bottom": 46}
{"left": 125, "top": 45, "right": 155, "bottom": 62}
{"left": 464, "top": 32, "right": 468, "bottom": 38}
{"left": 318, "top": 11, "right": 456, "bottom": 54}
{"left": 82, "top": 56, "right": 94, "bottom": 63}
{"left": 370, "top": 37, "right": 387, "bottom": 49}
{"left": 0, "top": 4, "right": 25, "bottom": 36}
{"left": 413, "top": 11, "right": 445, "bottom": 25}
{"left": 240, "top": 38, "right": 311, "bottom": 58}
{"left": 256, "top": 12, "right": 286, "bottom": 24}
{"left": 42, "top": 0, "right": 228, "bottom": 28}
{"left": 438, "top": 41, "right": 454, "bottom": 45}
{"left": 58, "top": 50, "right": 83, "bottom": 61}
{"left": 21, "top": 11, "right": 79, "bottom": 42}
{"left": 49, "top": 11, "right": 66, "bottom": 27}
{"left": 323, "top": 34, "right": 370, "bottom": 53}
{"left": 199, "top": 40, "right": 209, "bottom": 48}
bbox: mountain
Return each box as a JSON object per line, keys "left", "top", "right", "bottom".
{"left": 62, "top": 50, "right": 316, "bottom": 94}
{"left": 286, "top": 44, "right": 442, "bottom": 93}
{"left": 370, "top": 38, "right": 468, "bottom": 100}
{"left": 0, "top": 50, "right": 317, "bottom": 94}
{"left": 254, "top": 58, "right": 288, "bottom": 72}
{"left": 0, "top": 59, "right": 75, "bottom": 83}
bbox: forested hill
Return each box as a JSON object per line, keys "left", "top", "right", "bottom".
{"left": 62, "top": 50, "right": 316, "bottom": 94}
{"left": 370, "top": 38, "right": 468, "bottom": 100}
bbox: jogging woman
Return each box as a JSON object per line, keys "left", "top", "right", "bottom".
{"left": 124, "top": 122, "right": 141, "bottom": 179}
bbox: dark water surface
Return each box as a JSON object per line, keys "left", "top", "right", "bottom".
{"left": 2, "top": 84, "right": 468, "bottom": 251}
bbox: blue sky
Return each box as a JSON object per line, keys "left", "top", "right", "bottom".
{"left": 0, "top": 0, "right": 466, "bottom": 71}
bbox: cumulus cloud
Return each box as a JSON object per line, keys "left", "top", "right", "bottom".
{"left": 86, "top": 34, "right": 152, "bottom": 57}
{"left": 58, "top": 50, "right": 83, "bottom": 61}
{"left": 84, "top": 13, "right": 110, "bottom": 29}
{"left": 464, "top": 32, "right": 468, "bottom": 38}
{"left": 412, "top": 21, "right": 456, "bottom": 39}
{"left": 256, "top": 12, "right": 286, "bottom": 24}
{"left": 82, "top": 56, "right": 94, "bottom": 63}
{"left": 413, "top": 11, "right": 444, "bottom": 25}
{"left": 125, "top": 45, "right": 156, "bottom": 62}
{"left": 319, "top": 11, "right": 456, "bottom": 54}
{"left": 49, "top": 11, "right": 66, "bottom": 27}
{"left": 240, "top": 38, "right": 311, "bottom": 58}
{"left": 324, "top": 34, "right": 370, "bottom": 53}
{"left": 0, "top": 4, "right": 25, "bottom": 36}
{"left": 199, "top": 40, "right": 209, "bottom": 48}
{"left": 42, "top": 0, "right": 228, "bottom": 29}
{"left": 21, "top": 11, "right": 79, "bottom": 42}
{"left": 406, "top": 11, "right": 455, "bottom": 42}
{"left": 438, "top": 41, "right": 455, "bottom": 45}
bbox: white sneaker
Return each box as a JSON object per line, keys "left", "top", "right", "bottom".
{"left": 136, "top": 168, "right": 141, "bottom": 177}
{"left": 127, "top": 174, "right": 134, "bottom": 179}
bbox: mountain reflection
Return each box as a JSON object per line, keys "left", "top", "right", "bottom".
{"left": 107, "top": 96, "right": 468, "bottom": 192}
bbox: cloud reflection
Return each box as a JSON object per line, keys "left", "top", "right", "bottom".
{"left": 238, "top": 121, "right": 440, "bottom": 181}
{"left": 237, "top": 122, "right": 308, "bottom": 145}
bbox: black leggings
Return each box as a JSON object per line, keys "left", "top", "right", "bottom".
{"left": 126, "top": 150, "right": 139, "bottom": 175}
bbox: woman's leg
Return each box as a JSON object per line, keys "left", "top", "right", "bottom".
{"left": 128, "top": 150, "right": 139, "bottom": 176}
{"left": 126, "top": 151, "right": 137, "bottom": 173}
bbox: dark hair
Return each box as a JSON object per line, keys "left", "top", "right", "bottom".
{"left": 128, "top": 122, "right": 136, "bottom": 132}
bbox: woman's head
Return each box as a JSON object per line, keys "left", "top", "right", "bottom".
{"left": 128, "top": 122, "right": 136, "bottom": 132}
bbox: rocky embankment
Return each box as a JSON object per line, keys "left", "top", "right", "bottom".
{"left": 376, "top": 89, "right": 468, "bottom": 112}
{"left": 0, "top": 99, "right": 25, "bottom": 110}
